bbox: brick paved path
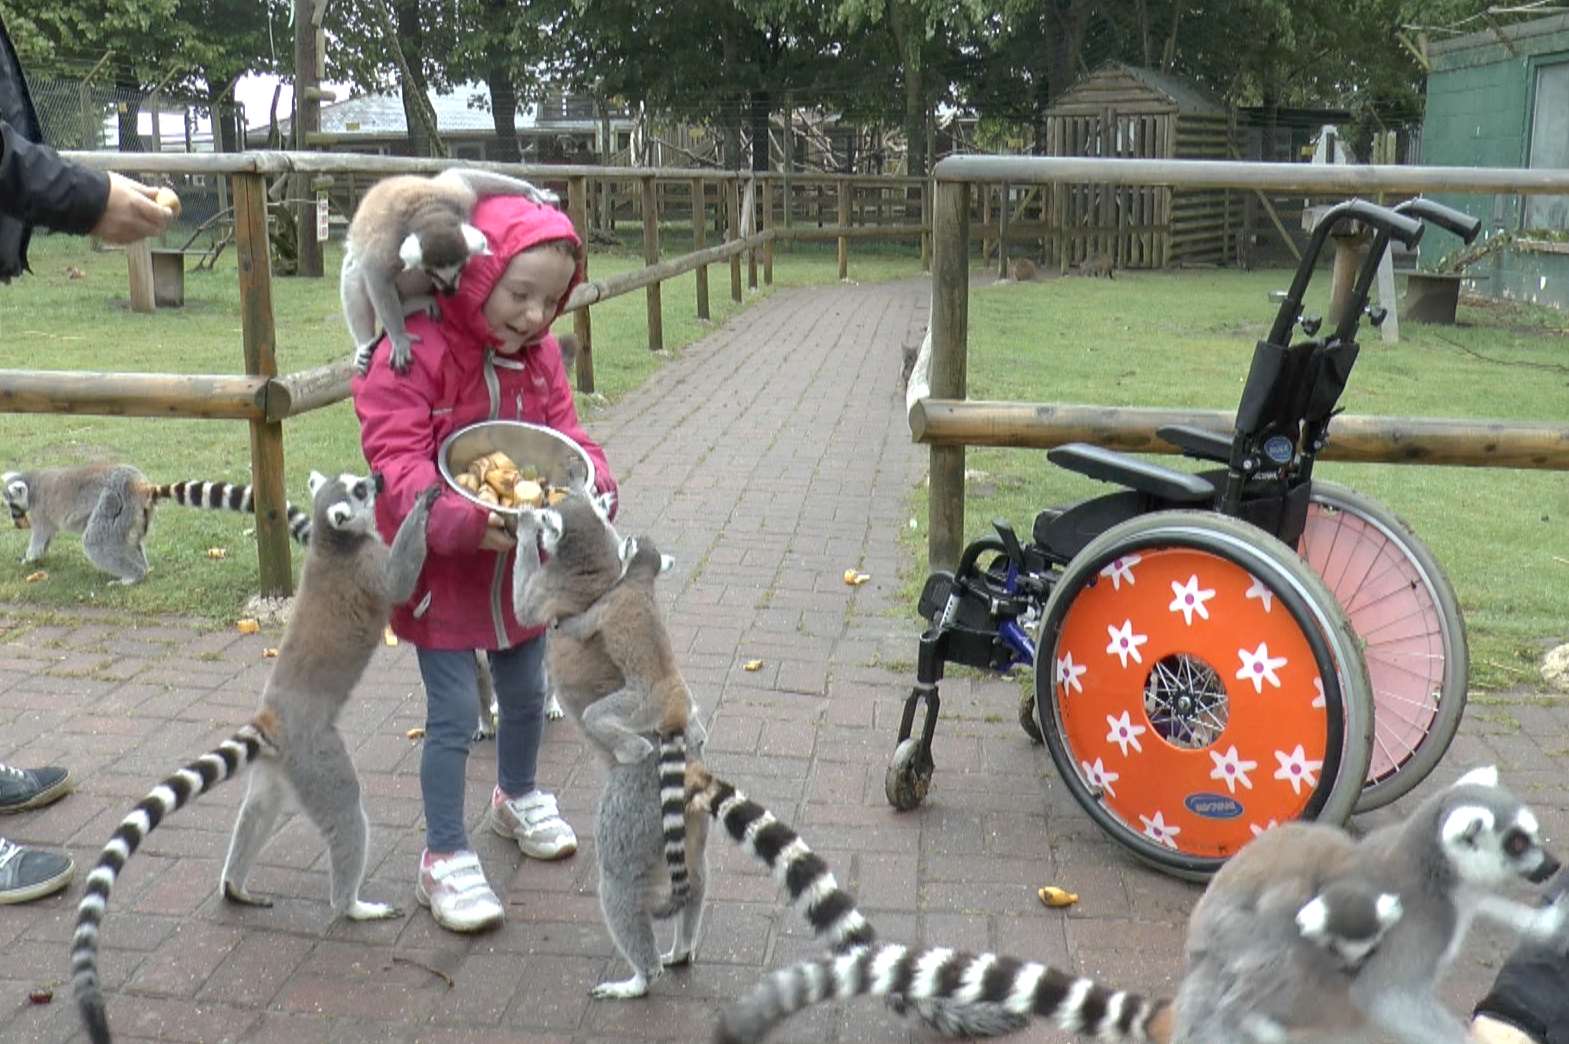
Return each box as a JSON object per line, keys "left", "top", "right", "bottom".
{"left": 0, "top": 277, "right": 1558, "bottom": 1042}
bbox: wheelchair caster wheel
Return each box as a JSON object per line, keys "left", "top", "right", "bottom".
{"left": 886, "top": 738, "right": 934, "bottom": 811}
{"left": 1019, "top": 689, "right": 1044, "bottom": 745}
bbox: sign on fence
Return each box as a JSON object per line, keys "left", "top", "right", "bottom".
{"left": 316, "top": 197, "right": 329, "bottom": 242}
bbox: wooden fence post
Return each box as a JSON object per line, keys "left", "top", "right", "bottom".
{"left": 691, "top": 177, "right": 710, "bottom": 320}
{"left": 641, "top": 175, "right": 662, "bottom": 351}
{"left": 929, "top": 178, "right": 970, "bottom": 571}
{"left": 836, "top": 177, "right": 849, "bottom": 280}
{"left": 997, "top": 180, "right": 1010, "bottom": 278}
{"left": 762, "top": 177, "right": 774, "bottom": 285}
{"left": 127, "top": 239, "right": 155, "bottom": 313}
{"left": 746, "top": 177, "right": 758, "bottom": 290}
{"left": 981, "top": 184, "right": 992, "bottom": 264}
{"left": 920, "top": 181, "right": 931, "bottom": 271}
{"left": 727, "top": 178, "right": 742, "bottom": 303}
{"left": 233, "top": 172, "right": 293, "bottom": 597}
{"left": 568, "top": 175, "right": 595, "bottom": 392}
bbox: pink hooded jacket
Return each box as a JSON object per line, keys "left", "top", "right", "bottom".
{"left": 351, "top": 194, "right": 616, "bottom": 651}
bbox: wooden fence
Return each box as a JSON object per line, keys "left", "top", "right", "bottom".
{"left": 2, "top": 151, "right": 789, "bottom": 597}
{"left": 914, "top": 154, "right": 1569, "bottom": 570}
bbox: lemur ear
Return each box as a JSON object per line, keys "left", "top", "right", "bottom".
{"left": 307, "top": 470, "right": 328, "bottom": 498}
{"left": 1442, "top": 805, "right": 1495, "bottom": 847}
{"left": 460, "top": 223, "right": 490, "bottom": 257}
{"left": 2, "top": 474, "right": 25, "bottom": 506}
{"left": 1455, "top": 765, "right": 1500, "bottom": 790}
{"left": 537, "top": 508, "right": 564, "bottom": 553}
{"left": 398, "top": 232, "right": 424, "bottom": 270}
{"left": 659, "top": 553, "right": 675, "bottom": 573}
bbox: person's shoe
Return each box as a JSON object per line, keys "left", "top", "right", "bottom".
{"left": 0, "top": 764, "right": 73, "bottom": 813}
{"left": 0, "top": 837, "right": 74, "bottom": 904}
{"left": 415, "top": 850, "right": 503, "bottom": 933}
{"left": 488, "top": 787, "right": 577, "bottom": 860}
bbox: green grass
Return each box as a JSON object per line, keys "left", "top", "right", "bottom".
{"left": 902, "top": 267, "right": 1569, "bottom": 689}
{"left": 0, "top": 227, "right": 920, "bottom": 622}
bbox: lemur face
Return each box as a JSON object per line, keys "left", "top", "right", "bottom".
{"left": 1441, "top": 765, "right": 1561, "bottom": 887}
{"left": 306, "top": 471, "right": 382, "bottom": 536}
{"left": 2, "top": 472, "right": 30, "bottom": 528}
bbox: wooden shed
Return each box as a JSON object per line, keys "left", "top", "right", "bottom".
{"left": 1044, "top": 62, "right": 1240, "bottom": 269}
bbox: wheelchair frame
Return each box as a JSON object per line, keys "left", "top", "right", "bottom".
{"left": 891, "top": 195, "right": 1482, "bottom": 876}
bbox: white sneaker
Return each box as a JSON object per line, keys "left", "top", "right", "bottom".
{"left": 488, "top": 787, "right": 577, "bottom": 860}
{"left": 416, "top": 850, "right": 503, "bottom": 932}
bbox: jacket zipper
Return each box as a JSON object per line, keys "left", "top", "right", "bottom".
{"left": 484, "top": 350, "right": 508, "bottom": 647}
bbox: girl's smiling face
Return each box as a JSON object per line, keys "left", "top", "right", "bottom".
{"left": 483, "top": 243, "right": 576, "bottom": 354}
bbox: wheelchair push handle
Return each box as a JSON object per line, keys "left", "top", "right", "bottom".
{"left": 1339, "top": 199, "right": 1425, "bottom": 248}
{"left": 1398, "top": 198, "right": 1482, "bottom": 244}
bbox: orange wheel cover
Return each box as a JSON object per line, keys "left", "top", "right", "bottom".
{"left": 1052, "top": 546, "right": 1332, "bottom": 859}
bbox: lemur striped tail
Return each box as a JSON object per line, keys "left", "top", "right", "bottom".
{"left": 715, "top": 943, "right": 1173, "bottom": 1044}
{"left": 152, "top": 480, "right": 311, "bottom": 544}
{"left": 72, "top": 718, "right": 275, "bottom": 1044}
{"left": 648, "top": 731, "right": 693, "bottom": 919}
{"left": 689, "top": 768, "right": 874, "bottom": 953}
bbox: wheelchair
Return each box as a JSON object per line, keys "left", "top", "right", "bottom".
{"left": 890, "top": 196, "right": 1481, "bottom": 880}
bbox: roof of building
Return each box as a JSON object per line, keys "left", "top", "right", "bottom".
{"left": 258, "top": 83, "right": 629, "bottom": 137}
{"left": 1053, "top": 61, "right": 1229, "bottom": 115}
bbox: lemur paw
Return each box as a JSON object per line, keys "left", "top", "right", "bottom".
{"left": 222, "top": 880, "right": 273, "bottom": 908}
{"left": 613, "top": 736, "right": 655, "bottom": 765}
{"left": 543, "top": 692, "right": 564, "bottom": 721}
{"left": 345, "top": 899, "right": 402, "bottom": 921}
{"left": 590, "top": 973, "right": 650, "bottom": 999}
{"left": 388, "top": 336, "right": 419, "bottom": 375}
{"left": 661, "top": 945, "right": 694, "bottom": 968}
{"left": 417, "top": 484, "right": 443, "bottom": 511}
{"left": 353, "top": 344, "right": 375, "bottom": 377}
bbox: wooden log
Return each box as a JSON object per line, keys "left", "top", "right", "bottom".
{"left": 929, "top": 180, "right": 970, "bottom": 570}
{"left": 641, "top": 175, "right": 662, "bottom": 352}
{"left": 837, "top": 177, "right": 849, "bottom": 280}
{"left": 562, "top": 234, "right": 762, "bottom": 312}
{"left": 568, "top": 175, "right": 595, "bottom": 392}
{"left": 264, "top": 358, "right": 354, "bottom": 420}
{"left": 691, "top": 176, "right": 709, "bottom": 320}
{"left": 0, "top": 370, "right": 269, "bottom": 419}
{"left": 127, "top": 239, "right": 155, "bottom": 313}
{"left": 906, "top": 399, "right": 1569, "bottom": 470}
{"left": 233, "top": 172, "right": 293, "bottom": 598}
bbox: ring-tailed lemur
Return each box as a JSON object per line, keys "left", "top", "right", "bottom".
{"left": 510, "top": 490, "right": 872, "bottom": 999}
{"left": 716, "top": 766, "right": 1567, "bottom": 1044}
{"left": 71, "top": 471, "right": 440, "bottom": 1044}
{"left": 3, "top": 465, "right": 310, "bottom": 584}
{"left": 341, "top": 167, "right": 559, "bottom": 375}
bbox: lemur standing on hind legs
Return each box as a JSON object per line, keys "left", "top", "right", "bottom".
{"left": 510, "top": 488, "right": 873, "bottom": 1000}
{"left": 2, "top": 465, "right": 310, "bottom": 584}
{"left": 70, "top": 471, "right": 440, "bottom": 1044}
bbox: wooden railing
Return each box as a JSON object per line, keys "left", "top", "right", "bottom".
{"left": 913, "top": 155, "right": 1569, "bottom": 570}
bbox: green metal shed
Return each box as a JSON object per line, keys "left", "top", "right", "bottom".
{"left": 1421, "top": 14, "right": 1569, "bottom": 310}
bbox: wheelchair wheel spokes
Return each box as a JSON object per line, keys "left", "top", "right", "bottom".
{"left": 1299, "top": 481, "right": 1468, "bottom": 812}
{"left": 1036, "top": 512, "right": 1373, "bottom": 880}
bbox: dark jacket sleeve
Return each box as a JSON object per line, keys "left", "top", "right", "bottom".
{"left": 0, "top": 120, "right": 110, "bottom": 233}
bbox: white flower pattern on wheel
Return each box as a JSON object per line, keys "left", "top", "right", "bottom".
{"left": 1273, "top": 745, "right": 1322, "bottom": 795}
{"left": 1236, "top": 642, "right": 1289, "bottom": 694}
{"left": 1105, "top": 711, "right": 1147, "bottom": 756}
{"left": 1100, "top": 554, "right": 1141, "bottom": 590}
{"left": 1104, "top": 619, "right": 1148, "bottom": 668}
{"left": 1055, "top": 651, "right": 1087, "bottom": 695}
{"left": 1168, "top": 574, "right": 1215, "bottom": 625}
{"left": 1140, "top": 810, "right": 1181, "bottom": 849}
{"left": 1208, "top": 745, "right": 1258, "bottom": 793}
{"left": 1249, "top": 819, "right": 1280, "bottom": 838}
{"left": 1244, "top": 573, "right": 1274, "bottom": 612}
{"left": 1312, "top": 676, "right": 1326, "bottom": 709}
{"left": 1081, "top": 757, "right": 1119, "bottom": 798}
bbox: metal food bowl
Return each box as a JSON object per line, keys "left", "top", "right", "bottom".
{"left": 437, "top": 420, "right": 594, "bottom": 519}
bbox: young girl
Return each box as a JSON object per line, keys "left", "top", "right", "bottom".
{"left": 351, "top": 192, "right": 616, "bottom": 933}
